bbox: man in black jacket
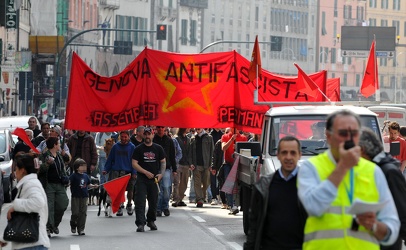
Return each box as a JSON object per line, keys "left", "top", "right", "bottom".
{"left": 359, "top": 128, "right": 406, "bottom": 250}
{"left": 153, "top": 126, "right": 177, "bottom": 217}
{"left": 244, "top": 136, "right": 307, "bottom": 250}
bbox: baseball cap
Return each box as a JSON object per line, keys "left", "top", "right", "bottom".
{"left": 52, "top": 125, "right": 62, "bottom": 136}
{"left": 144, "top": 127, "right": 153, "bottom": 134}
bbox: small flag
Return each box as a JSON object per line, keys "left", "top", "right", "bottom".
{"left": 103, "top": 174, "right": 131, "bottom": 213}
{"left": 41, "top": 103, "right": 48, "bottom": 115}
{"left": 248, "top": 36, "right": 262, "bottom": 81}
{"left": 12, "top": 127, "right": 40, "bottom": 153}
{"left": 294, "top": 63, "right": 319, "bottom": 98}
{"left": 361, "top": 40, "right": 379, "bottom": 98}
{"left": 221, "top": 156, "right": 240, "bottom": 195}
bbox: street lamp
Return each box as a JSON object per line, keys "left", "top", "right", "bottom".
{"left": 319, "top": 50, "right": 329, "bottom": 71}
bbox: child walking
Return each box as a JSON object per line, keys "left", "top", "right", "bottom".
{"left": 69, "top": 158, "right": 98, "bottom": 235}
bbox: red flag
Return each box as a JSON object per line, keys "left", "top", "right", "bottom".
{"left": 12, "top": 127, "right": 40, "bottom": 153}
{"left": 326, "top": 78, "right": 341, "bottom": 101}
{"left": 103, "top": 174, "right": 131, "bottom": 213}
{"left": 220, "top": 156, "right": 240, "bottom": 194}
{"left": 361, "top": 40, "right": 379, "bottom": 98}
{"left": 248, "top": 36, "right": 262, "bottom": 81}
{"left": 294, "top": 63, "right": 319, "bottom": 97}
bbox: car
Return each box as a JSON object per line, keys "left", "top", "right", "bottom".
{"left": 0, "top": 129, "right": 16, "bottom": 203}
{"left": 0, "top": 115, "right": 41, "bottom": 132}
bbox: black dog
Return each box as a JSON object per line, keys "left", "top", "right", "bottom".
{"left": 88, "top": 176, "right": 100, "bottom": 206}
{"left": 98, "top": 185, "right": 112, "bottom": 217}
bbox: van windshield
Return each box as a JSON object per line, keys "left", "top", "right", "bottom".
{"left": 269, "top": 115, "right": 380, "bottom": 156}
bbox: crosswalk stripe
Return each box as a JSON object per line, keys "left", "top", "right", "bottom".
{"left": 227, "top": 242, "right": 243, "bottom": 250}
{"left": 192, "top": 215, "right": 206, "bottom": 222}
{"left": 208, "top": 227, "right": 224, "bottom": 235}
{"left": 70, "top": 244, "right": 80, "bottom": 250}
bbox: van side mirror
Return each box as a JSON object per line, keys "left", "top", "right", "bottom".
{"left": 235, "top": 142, "right": 261, "bottom": 157}
{"left": 390, "top": 141, "right": 400, "bottom": 156}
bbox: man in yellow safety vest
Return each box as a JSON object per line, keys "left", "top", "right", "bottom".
{"left": 298, "top": 109, "right": 400, "bottom": 250}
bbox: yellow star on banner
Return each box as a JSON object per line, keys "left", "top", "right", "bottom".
{"left": 157, "top": 58, "right": 218, "bottom": 115}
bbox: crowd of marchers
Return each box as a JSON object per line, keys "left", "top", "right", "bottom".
{"left": 0, "top": 116, "right": 261, "bottom": 249}
{"left": 3, "top": 110, "right": 406, "bottom": 250}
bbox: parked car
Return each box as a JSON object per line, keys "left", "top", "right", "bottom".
{"left": 0, "top": 115, "right": 40, "bottom": 132}
{"left": 0, "top": 129, "right": 16, "bottom": 203}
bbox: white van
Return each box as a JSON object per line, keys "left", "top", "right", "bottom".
{"left": 367, "top": 106, "right": 406, "bottom": 127}
{"left": 0, "top": 116, "right": 41, "bottom": 132}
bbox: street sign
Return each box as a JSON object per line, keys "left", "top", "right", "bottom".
{"left": 341, "top": 50, "right": 369, "bottom": 58}
{"left": 1, "top": 64, "right": 16, "bottom": 72}
{"left": 341, "top": 50, "right": 395, "bottom": 58}
{"left": 376, "top": 51, "right": 394, "bottom": 58}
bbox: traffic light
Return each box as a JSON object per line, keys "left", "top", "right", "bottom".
{"left": 157, "top": 24, "right": 167, "bottom": 40}
{"left": 271, "top": 36, "right": 282, "bottom": 51}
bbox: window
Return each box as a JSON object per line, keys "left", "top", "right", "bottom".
{"left": 369, "top": 0, "right": 377, "bottom": 8}
{"left": 393, "top": 0, "right": 400, "bottom": 10}
{"left": 356, "top": 74, "right": 360, "bottom": 87}
{"left": 392, "top": 20, "right": 400, "bottom": 35}
{"left": 344, "top": 5, "right": 352, "bottom": 19}
{"left": 369, "top": 18, "right": 376, "bottom": 26}
{"left": 402, "top": 76, "right": 406, "bottom": 89}
{"left": 331, "top": 48, "right": 336, "bottom": 64}
{"left": 181, "top": 19, "right": 187, "bottom": 45}
{"left": 343, "top": 74, "right": 348, "bottom": 86}
{"left": 190, "top": 20, "right": 197, "bottom": 46}
{"left": 321, "top": 12, "right": 327, "bottom": 35}
{"left": 390, "top": 76, "right": 396, "bottom": 88}
{"left": 334, "top": 0, "right": 338, "bottom": 17}
{"left": 381, "top": 0, "right": 388, "bottom": 9}
{"left": 132, "top": 17, "right": 147, "bottom": 46}
{"left": 116, "top": 15, "right": 125, "bottom": 40}
{"left": 357, "top": 6, "right": 364, "bottom": 21}
{"left": 381, "top": 19, "right": 388, "bottom": 27}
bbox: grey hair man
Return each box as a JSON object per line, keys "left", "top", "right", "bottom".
{"left": 359, "top": 128, "right": 406, "bottom": 250}
{"left": 130, "top": 126, "right": 145, "bottom": 147}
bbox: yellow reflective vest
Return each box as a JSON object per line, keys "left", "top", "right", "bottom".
{"left": 304, "top": 152, "right": 379, "bottom": 250}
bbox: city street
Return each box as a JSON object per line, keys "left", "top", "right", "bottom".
{"left": 0, "top": 192, "right": 245, "bottom": 250}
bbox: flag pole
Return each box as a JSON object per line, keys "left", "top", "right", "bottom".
{"left": 374, "top": 35, "right": 380, "bottom": 102}
{"left": 99, "top": 173, "right": 131, "bottom": 186}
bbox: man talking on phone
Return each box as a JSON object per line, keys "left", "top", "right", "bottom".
{"left": 297, "top": 110, "right": 400, "bottom": 250}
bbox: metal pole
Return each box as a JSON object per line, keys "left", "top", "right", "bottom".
{"left": 395, "top": 53, "right": 398, "bottom": 103}
{"left": 59, "top": 76, "right": 63, "bottom": 118}
{"left": 24, "top": 72, "right": 27, "bottom": 115}
{"left": 200, "top": 40, "right": 271, "bottom": 53}
{"left": 54, "top": 28, "right": 156, "bottom": 115}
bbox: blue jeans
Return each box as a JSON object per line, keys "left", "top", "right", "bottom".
{"left": 98, "top": 156, "right": 107, "bottom": 184}
{"left": 157, "top": 169, "right": 172, "bottom": 211}
{"left": 223, "top": 163, "right": 234, "bottom": 207}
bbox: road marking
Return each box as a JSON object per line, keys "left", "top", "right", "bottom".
{"left": 71, "top": 245, "right": 80, "bottom": 250}
{"left": 208, "top": 227, "right": 224, "bottom": 235}
{"left": 228, "top": 242, "right": 243, "bottom": 250}
{"left": 192, "top": 215, "right": 206, "bottom": 222}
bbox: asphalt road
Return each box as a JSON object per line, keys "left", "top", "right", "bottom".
{"left": 0, "top": 193, "right": 246, "bottom": 250}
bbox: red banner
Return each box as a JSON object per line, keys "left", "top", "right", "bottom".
{"left": 66, "top": 48, "right": 327, "bottom": 133}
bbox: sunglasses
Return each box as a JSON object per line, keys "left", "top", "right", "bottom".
{"left": 330, "top": 129, "right": 359, "bottom": 137}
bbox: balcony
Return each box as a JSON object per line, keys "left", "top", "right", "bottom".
{"left": 180, "top": 0, "right": 208, "bottom": 9}
{"left": 100, "top": 0, "right": 120, "bottom": 10}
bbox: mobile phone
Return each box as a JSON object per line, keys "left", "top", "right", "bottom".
{"left": 344, "top": 127, "right": 355, "bottom": 150}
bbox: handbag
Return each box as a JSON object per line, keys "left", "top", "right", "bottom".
{"left": 3, "top": 185, "right": 39, "bottom": 243}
